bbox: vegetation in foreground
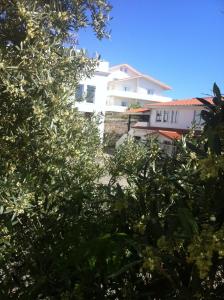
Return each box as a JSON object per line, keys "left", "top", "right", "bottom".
{"left": 1, "top": 1, "right": 224, "bottom": 299}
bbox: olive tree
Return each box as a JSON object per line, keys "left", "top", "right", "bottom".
{"left": 0, "top": 1, "right": 111, "bottom": 298}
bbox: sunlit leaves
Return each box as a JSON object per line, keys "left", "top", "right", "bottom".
{"left": 103, "top": 87, "right": 224, "bottom": 298}
{"left": 0, "top": 0, "right": 110, "bottom": 298}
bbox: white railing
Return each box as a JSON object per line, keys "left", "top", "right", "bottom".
{"left": 105, "top": 105, "right": 128, "bottom": 112}
{"left": 107, "top": 90, "right": 172, "bottom": 102}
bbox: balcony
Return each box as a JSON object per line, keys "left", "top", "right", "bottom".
{"left": 107, "top": 90, "right": 171, "bottom": 102}
{"left": 105, "top": 105, "right": 128, "bottom": 112}
{"left": 75, "top": 102, "right": 98, "bottom": 113}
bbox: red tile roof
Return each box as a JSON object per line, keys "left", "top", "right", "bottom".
{"left": 109, "top": 64, "right": 172, "bottom": 90}
{"left": 147, "top": 130, "right": 182, "bottom": 140}
{"left": 146, "top": 97, "right": 213, "bottom": 107}
{"left": 158, "top": 130, "right": 182, "bottom": 140}
{"left": 132, "top": 125, "right": 201, "bottom": 135}
{"left": 127, "top": 108, "right": 151, "bottom": 113}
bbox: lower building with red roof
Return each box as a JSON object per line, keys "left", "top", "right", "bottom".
{"left": 116, "top": 97, "right": 213, "bottom": 154}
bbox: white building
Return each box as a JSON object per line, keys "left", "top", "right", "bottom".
{"left": 75, "top": 61, "right": 110, "bottom": 136}
{"left": 126, "top": 98, "right": 212, "bottom": 154}
{"left": 106, "top": 64, "right": 172, "bottom": 112}
{"left": 74, "top": 62, "right": 172, "bottom": 135}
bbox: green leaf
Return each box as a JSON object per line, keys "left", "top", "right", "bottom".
{"left": 213, "top": 96, "right": 222, "bottom": 106}
{"left": 107, "top": 260, "right": 142, "bottom": 279}
{"left": 177, "top": 207, "right": 198, "bottom": 236}
{"left": 201, "top": 110, "right": 213, "bottom": 123}
{"left": 186, "top": 141, "right": 206, "bottom": 157}
{"left": 0, "top": 206, "right": 4, "bottom": 214}
{"left": 213, "top": 83, "right": 222, "bottom": 100}
{"left": 196, "top": 98, "right": 216, "bottom": 111}
{"left": 11, "top": 212, "right": 17, "bottom": 222}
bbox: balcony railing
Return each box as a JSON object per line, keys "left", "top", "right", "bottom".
{"left": 105, "top": 105, "right": 128, "bottom": 112}
{"left": 107, "top": 90, "right": 171, "bottom": 102}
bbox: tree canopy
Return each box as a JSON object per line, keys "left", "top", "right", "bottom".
{"left": 0, "top": 0, "right": 111, "bottom": 298}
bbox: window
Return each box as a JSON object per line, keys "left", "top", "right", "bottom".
{"left": 163, "top": 110, "right": 169, "bottom": 122}
{"left": 86, "top": 85, "right": 96, "bottom": 103}
{"left": 156, "top": 110, "right": 162, "bottom": 122}
{"left": 121, "top": 101, "right": 128, "bottom": 107}
{"left": 171, "top": 111, "right": 174, "bottom": 123}
{"left": 193, "top": 110, "right": 202, "bottom": 125}
{"left": 120, "top": 66, "right": 128, "bottom": 73}
{"left": 75, "top": 84, "right": 84, "bottom": 100}
{"left": 174, "top": 111, "right": 178, "bottom": 123}
{"left": 139, "top": 114, "right": 150, "bottom": 122}
{"left": 171, "top": 110, "right": 178, "bottom": 123}
{"left": 124, "top": 86, "right": 129, "bottom": 92}
{"left": 147, "top": 89, "right": 154, "bottom": 95}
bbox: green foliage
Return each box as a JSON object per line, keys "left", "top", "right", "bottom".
{"left": 98, "top": 89, "right": 224, "bottom": 299}
{"left": 197, "top": 83, "right": 224, "bottom": 155}
{"left": 128, "top": 102, "right": 142, "bottom": 109}
{"left": 103, "top": 131, "right": 121, "bottom": 153}
{"left": 1, "top": 1, "right": 224, "bottom": 299}
{"left": 0, "top": 0, "right": 111, "bottom": 298}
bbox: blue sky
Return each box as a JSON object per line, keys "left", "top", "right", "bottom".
{"left": 78, "top": 0, "right": 224, "bottom": 99}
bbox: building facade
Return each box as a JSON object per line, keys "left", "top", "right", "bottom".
{"left": 126, "top": 98, "right": 212, "bottom": 154}
{"left": 75, "top": 61, "right": 110, "bottom": 136}
{"left": 74, "top": 62, "right": 172, "bottom": 136}
{"left": 106, "top": 64, "right": 172, "bottom": 112}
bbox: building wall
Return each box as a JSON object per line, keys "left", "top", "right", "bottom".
{"left": 75, "top": 74, "right": 108, "bottom": 114}
{"left": 150, "top": 106, "right": 204, "bottom": 130}
{"left": 108, "top": 77, "right": 166, "bottom": 96}
{"left": 104, "top": 112, "right": 142, "bottom": 149}
{"left": 108, "top": 67, "right": 138, "bottom": 80}
{"left": 137, "top": 78, "right": 164, "bottom": 96}
{"left": 75, "top": 62, "right": 173, "bottom": 136}
{"left": 74, "top": 62, "right": 109, "bottom": 137}
{"left": 107, "top": 72, "right": 171, "bottom": 108}
{"left": 129, "top": 128, "right": 174, "bottom": 142}
{"left": 108, "top": 97, "right": 147, "bottom": 107}
{"left": 104, "top": 112, "right": 129, "bottom": 136}
{"left": 96, "top": 61, "right": 110, "bottom": 73}
{"left": 108, "top": 78, "right": 137, "bottom": 92}
{"left": 129, "top": 128, "right": 148, "bottom": 140}
{"left": 128, "top": 128, "right": 176, "bottom": 155}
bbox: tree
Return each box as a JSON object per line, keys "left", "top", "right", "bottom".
{"left": 96, "top": 84, "right": 224, "bottom": 299}
{"left": 0, "top": 1, "right": 111, "bottom": 298}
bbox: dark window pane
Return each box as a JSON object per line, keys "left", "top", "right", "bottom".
{"left": 75, "top": 84, "right": 84, "bottom": 101}
{"left": 147, "top": 89, "right": 154, "bottom": 95}
{"left": 121, "top": 101, "right": 128, "bottom": 106}
{"left": 163, "top": 110, "right": 169, "bottom": 122}
{"left": 139, "top": 114, "right": 150, "bottom": 122}
{"left": 156, "top": 110, "right": 162, "bottom": 122}
{"left": 86, "top": 85, "right": 96, "bottom": 103}
{"left": 171, "top": 110, "right": 178, "bottom": 123}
